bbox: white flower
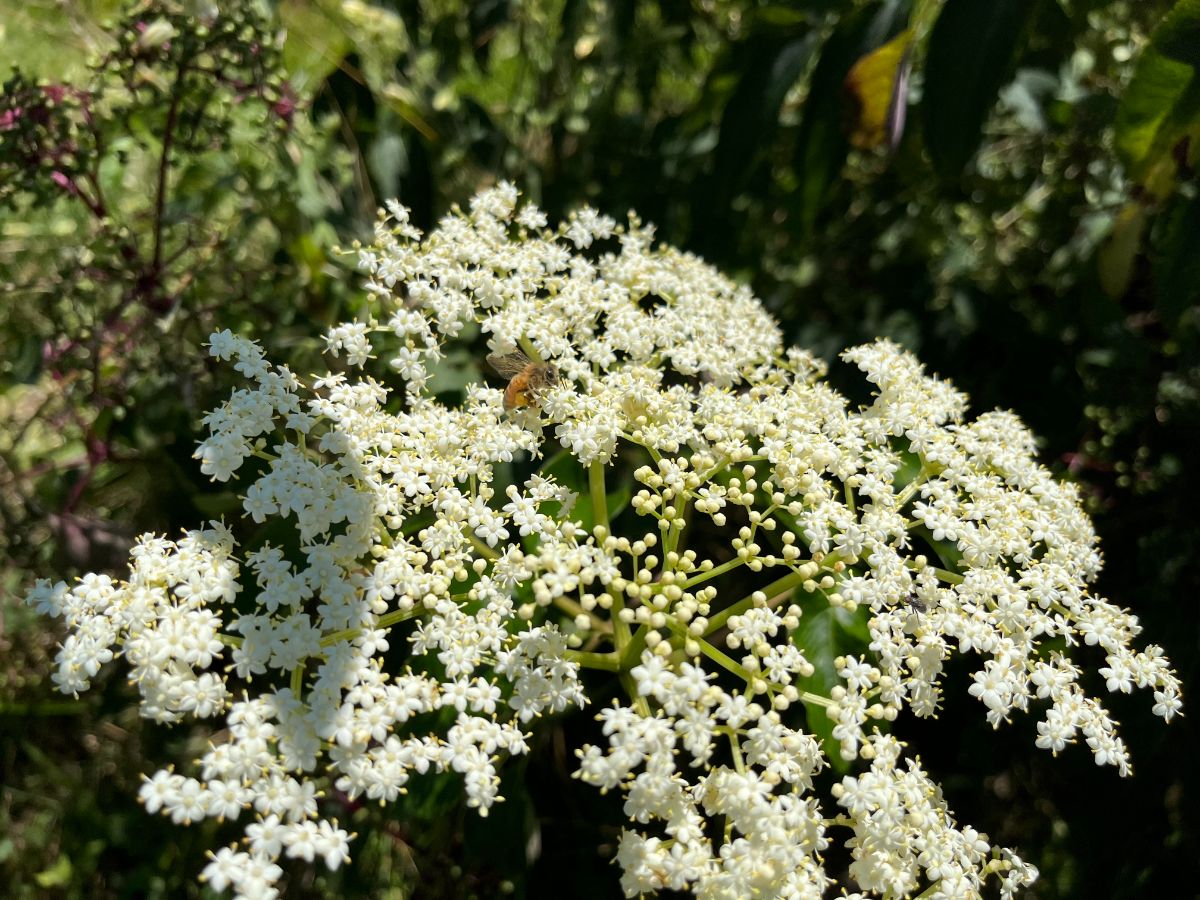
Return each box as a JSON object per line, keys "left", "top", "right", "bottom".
{"left": 25, "top": 185, "right": 1179, "bottom": 899}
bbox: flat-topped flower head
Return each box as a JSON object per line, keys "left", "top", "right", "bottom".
{"left": 28, "top": 184, "right": 1179, "bottom": 898}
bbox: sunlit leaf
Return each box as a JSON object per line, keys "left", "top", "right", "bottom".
{"left": 1098, "top": 202, "right": 1147, "bottom": 299}
{"left": 844, "top": 28, "right": 913, "bottom": 150}
{"left": 0, "top": 0, "right": 119, "bottom": 80}
{"left": 279, "top": 0, "right": 351, "bottom": 92}
{"left": 34, "top": 854, "right": 72, "bottom": 888}
{"left": 1114, "top": 50, "right": 1196, "bottom": 175}
{"left": 1114, "top": 0, "right": 1200, "bottom": 198}
{"left": 791, "top": 589, "right": 872, "bottom": 774}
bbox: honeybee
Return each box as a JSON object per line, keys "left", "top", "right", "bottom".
{"left": 486, "top": 352, "right": 559, "bottom": 410}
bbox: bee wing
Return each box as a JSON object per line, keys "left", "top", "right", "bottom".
{"left": 486, "top": 352, "right": 532, "bottom": 378}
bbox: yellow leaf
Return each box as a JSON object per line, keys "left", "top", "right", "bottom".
{"left": 34, "top": 855, "right": 73, "bottom": 888}
{"left": 844, "top": 29, "right": 914, "bottom": 151}
{"left": 1098, "top": 202, "right": 1147, "bottom": 299}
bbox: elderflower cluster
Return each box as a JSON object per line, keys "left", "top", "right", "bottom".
{"left": 27, "top": 183, "right": 1179, "bottom": 899}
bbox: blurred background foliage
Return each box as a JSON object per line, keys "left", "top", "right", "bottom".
{"left": 1, "top": 0, "right": 1196, "bottom": 897}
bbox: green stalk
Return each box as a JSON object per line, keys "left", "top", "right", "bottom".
{"left": 618, "top": 624, "right": 651, "bottom": 670}
{"left": 895, "top": 466, "right": 931, "bottom": 507}
{"left": 797, "top": 690, "right": 833, "bottom": 709}
{"left": 319, "top": 600, "right": 435, "bottom": 648}
{"left": 517, "top": 336, "right": 544, "bottom": 363}
{"left": 564, "top": 649, "right": 622, "bottom": 671}
{"left": 591, "top": 460, "right": 633, "bottom": 658}
{"left": 465, "top": 530, "right": 500, "bottom": 561}
{"left": 663, "top": 618, "right": 752, "bottom": 680}
{"left": 679, "top": 555, "right": 746, "bottom": 590}
{"left": 703, "top": 568, "right": 808, "bottom": 636}
{"left": 552, "top": 595, "right": 613, "bottom": 634}
{"left": 590, "top": 459, "right": 609, "bottom": 532}
{"left": 902, "top": 557, "right": 964, "bottom": 585}
{"left": 688, "top": 631, "right": 754, "bottom": 682}
{"left": 290, "top": 660, "right": 305, "bottom": 697}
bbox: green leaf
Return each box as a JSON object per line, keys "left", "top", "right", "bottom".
{"left": 539, "top": 449, "right": 586, "bottom": 493}
{"left": 1114, "top": 50, "right": 1196, "bottom": 174}
{"left": 0, "top": 0, "right": 120, "bottom": 80}
{"left": 791, "top": 589, "right": 872, "bottom": 773}
{"left": 279, "top": 0, "right": 351, "bottom": 92}
{"left": 426, "top": 348, "right": 480, "bottom": 399}
{"left": 1114, "top": 0, "right": 1200, "bottom": 196}
{"left": 402, "top": 511, "right": 436, "bottom": 538}
{"left": 5, "top": 335, "right": 43, "bottom": 384}
{"left": 890, "top": 442, "right": 924, "bottom": 492}
{"left": 1157, "top": 0, "right": 1200, "bottom": 68}
{"left": 1153, "top": 190, "right": 1200, "bottom": 327}
{"left": 539, "top": 452, "right": 631, "bottom": 531}
{"left": 191, "top": 491, "right": 242, "bottom": 516}
{"left": 34, "top": 855, "right": 73, "bottom": 888}
{"left": 910, "top": 524, "right": 964, "bottom": 572}
{"left": 794, "top": 0, "right": 909, "bottom": 233}
{"left": 922, "top": 0, "right": 1032, "bottom": 177}
{"left": 756, "top": 6, "right": 814, "bottom": 27}
{"left": 1098, "top": 202, "right": 1147, "bottom": 299}
{"left": 713, "top": 31, "right": 818, "bottom": 199}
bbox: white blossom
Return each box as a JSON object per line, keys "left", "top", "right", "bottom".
{"left": 26, "top": 184, "right": 1179, "bottom": 898}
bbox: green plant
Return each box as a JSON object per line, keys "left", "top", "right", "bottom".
{"left": 25, "top": 185, "right": 1182, "bottom": 898}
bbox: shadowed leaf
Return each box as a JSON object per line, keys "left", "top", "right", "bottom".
{"left": 923, "top": 0, "right": 1031, "bottom": 177}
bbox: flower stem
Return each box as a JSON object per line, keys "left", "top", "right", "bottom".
{"left": 590, "top": 459, "right": 609, "bottom": 533}
{"left": 618, "top": 624, "right": 650, "bottom": 670}
{"left": 564, "top": 649, "right": 622, "bottom": 671}
{"left": 591, "top": 459, "right": 634, "bottom": 661}
{"left": 798, "top": 690, "right": 833, "bottom": 709}
{"left": 517, "top": 337, "right": 544, "bottom": 363}
{"left": 552, "top": 595, "right": 612, "bottom": 633}
{"left": 895, "top": 466, "right": 931, "bottom": 507}
{"left": 465, "top": 530, "right": 499, "bottom": 561}
{"left": 679, "top": 555, "right": 746, "bottom": 590}
{"left": 665, "top": 618, "right": 754, "bottom": 682}
{"left": 319, "top": 601, "right": 432, "bottom": 648}
{"left": 704, "top": 569, "right": 808, "bottom": 636}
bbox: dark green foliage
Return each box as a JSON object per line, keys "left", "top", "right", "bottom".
{"left": 922, "top": 0, "right": 1032, "bottom": 177}
{"left": 1156, "top": 0, "right": 1200, "bottom": 67}
{"left": 793, "top": 3, "right": 897, "bottom": 234}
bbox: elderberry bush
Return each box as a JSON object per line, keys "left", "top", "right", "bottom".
{"left": 27, "top": 184, "right": 1181, "bottom": 899}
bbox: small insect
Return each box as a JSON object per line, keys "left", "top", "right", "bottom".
{"left": 905, "top": 592, "right": 928, "bottom": 614}
{"left": 486, "top": 352, "right": 559, "bottom": 410}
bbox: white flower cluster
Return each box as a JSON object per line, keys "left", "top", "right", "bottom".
{"left": 28, "top": 183, "right": 1180, "bottom": 898}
